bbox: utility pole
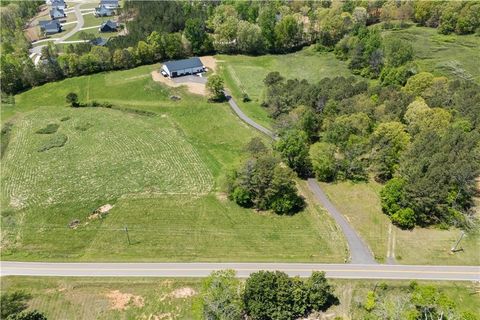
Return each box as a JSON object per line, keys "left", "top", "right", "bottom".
{"left": 451, "top": 231, "right": 465, "bottom": 252}
{"left": 124, "top": 225, "right": 131, "bottom": 245}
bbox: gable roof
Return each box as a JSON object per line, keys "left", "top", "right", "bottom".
{"left": 90, "top": 37, "right": 108, "bottom": 46}
{"left": 39, "top": 20, "right": 61, "bottom": 31}
{"left": 95, "top": 5, "right": 112, "bottom": 14}
{"left": 50, "top": 7, "right": 65, "bottom": 18}
{"left": 100, "top": 0, "right": 118, "bottom": 5}
{"left": 100, "top": 20, "right": 117, "bottom": 29}
{"left": 164, "top": 57, "right": 204, "bottom": 72}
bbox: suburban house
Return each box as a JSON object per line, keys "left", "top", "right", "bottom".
{"left": 90, "top": 37, "right": 108, "bottom": 46}
{"left": 99, "top": 0, "right": 119, "bottom": 10}
{"left": 161, "top": 57, "right": 205, "bottom": 78}
{"left": 50, "top": 0, "right": 66, "bottom": 10}
{"left": 39, "top": 20, "right": 62, "bottom": 35}
{"left": 99, "top": 20, "right": 118, "bottom": 32}
{"left": 50, "top": 7, "right": 66, "bottom": 20}
{"left": 95, "top": 5, "right": 114, "bottom": 17}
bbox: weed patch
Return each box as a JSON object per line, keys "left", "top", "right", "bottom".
{"left": 38, "top": 133, "right": 68, "bottom": 152}
{"left": 36, "top": 123, "right": 59, "bottom": 134}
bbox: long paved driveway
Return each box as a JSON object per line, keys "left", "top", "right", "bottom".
{"left": 225, "top": 93, "right": 375, "bottom": 264}
{"left": 1, "top": 262, "right": 478, "bottom": 281}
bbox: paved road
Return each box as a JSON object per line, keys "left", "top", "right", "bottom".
{"left": 30, "top": 1, "right": 85, "bottom": 57}
{"left": 308, "top": 179, "right": 376, "bottom": 264}
{"left": 225, "top": 93, "right": 375, "bottom": 263}
{"left": 225, "top": 92, "right": 277, "bottom": 140}
{"left": 1, "top": 262, "right": 478, "bottom": 281}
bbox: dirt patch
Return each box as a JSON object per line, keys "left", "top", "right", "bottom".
{"left": 216, "top": 192, "right": 228, "bottom": 202}
{"left": 170, "top": 287, "right": 196, "bottom": 299}
{"left": 200, "top": 56, "right": 217, "bottom": 72}
{"left": 106, "top": 290, "right": 144, "bottom": 310}
{"left": 89, "top": 204, "right": 114, "bottom": 220}
{"left": 151, "top": 71, "right": 206, "bottom": 96}
{"left": 69, "top": 219, "right": 80, "bottom": 229}
{"left": 24, "top": 5, "right": 50, "bottom": 42}
{"left": 148, "top": 313, "right": 173, "bottom": 320}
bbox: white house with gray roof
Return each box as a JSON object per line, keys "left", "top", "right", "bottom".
{"left": 161, "top": 57, "right": 205, "bottom": 78}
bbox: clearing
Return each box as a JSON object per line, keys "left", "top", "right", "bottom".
{"left": 319, "top": 180, "right": 480, "bottom": 265}
{"left": 218, "top": 46, "right": 354, "bottom": 129}
{"left": 1, "top": 64, "right": 346, "bottom": 262}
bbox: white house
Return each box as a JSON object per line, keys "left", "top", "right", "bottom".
{"left": 161, "top": 57, "right": 205, "bottom": 78}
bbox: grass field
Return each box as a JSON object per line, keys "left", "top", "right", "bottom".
{"left": 384, "top": 26, "right": 480, "bottom": 83}
{"left": 320, "top": 180, "right": 480, "bottom": 265}
{"left": 218, "top": 46, "right": 355, "bottom": 129}
{"left": 2, "top": 277, "right": 478, "bottom": 320}
{"left": 1, "top": 64, "right": 347, "bottom": 262}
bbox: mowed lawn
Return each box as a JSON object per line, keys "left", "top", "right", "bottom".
{"left": 320, "top": 180, "right": 480, "bottom": 265}
{"left": 384, "top": 26, "right": 480, "bottom": 83}
{"left": 218, "top": 47, "right": 355, "bottom": 129}
{"left": 2, "top": 277, "right": 478, "bottom": 320}
{"left": 1, "top": 64, "right": 347, "bottom": 262}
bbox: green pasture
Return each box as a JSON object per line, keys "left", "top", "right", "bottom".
{"left": 1, "top": 64, "right": 346, "bottom": 262}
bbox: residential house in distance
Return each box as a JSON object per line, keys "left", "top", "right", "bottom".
{"left": 50, "top": 0, "right": 66, "bottom": 10}
{"left": 90, "top": 37, "right": 109, "bottom": 46}
{"left": 161, "top": 57, "right": 205, "bottom": 78}
{"left": 99, "top": 20, "right": 118, "bottom": 32}
{"left": 95, "top": 5, "right": 114, "bottom": 17}
{"left": 39, "top": 20, "right": 62, "bottom": 35}
{"left": 100, "top": 0, "right": 119, "bottom": 10}
{"left": 50, "top": 7, "right": 66, "bottom": 20}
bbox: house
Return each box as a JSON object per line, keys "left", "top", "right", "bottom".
{"left": 50, "top": 7, "right": 66, "bottom": 20}
{"left": 161, "top": 57, "right": 205, "bottom": 78}
{"left": 39, "top": 20, "right": 62, "bottom": 35}
{"left": 95, "top": 5, "right": 114, "bottom": 17}
{"left": 99, "top": 20, "right": 118, "bottom": 32}
{"left": 99, "top": 0, "right": 119, "bottom": 10}
{"left": 90, "top": 37, "right": 108, "bottom": 46}
{"left": 51, "top": 0, "right": 66, "bottom": 10}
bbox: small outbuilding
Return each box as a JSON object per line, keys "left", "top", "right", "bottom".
{"left": 50, "top": 7, "right": 66, "bottom": 19}
{"left": 99, "top": 20, "right": 118, "bottom": 32}
{"left": 95, "top": 4, "right": 114, "bottom": 17}
{"left": 161, "top": 57, "right": 205, "bottom": 78}
{"left": 39, "top": 20, "right": 62, "bottom": 35}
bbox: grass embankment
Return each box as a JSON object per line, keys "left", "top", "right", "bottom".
{"left": 1, "top": 64, "right": 346, "bottom": 262}
{"left": 2, "top": 277, "right": 478, "bottom": 320}
{"left": 320, "top": 181, "right": 480, "bottom": 265}
{"left": 218, "top": 46, "right": 355, "bottom": 129}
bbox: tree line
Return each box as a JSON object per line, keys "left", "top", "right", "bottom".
{"left": 261, "top": 70, "right": 479, "bottom": 229}
{"left": 200, "top": 269, "right": 337, "bottom": 320}
{"left": 3, "top": 0, "right": 480, "bottom": 96}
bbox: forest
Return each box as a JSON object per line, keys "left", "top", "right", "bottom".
{"left": 2, "top": 0, "right": 480, "bottom": 95}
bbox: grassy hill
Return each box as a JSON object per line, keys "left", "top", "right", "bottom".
{"left": 1, "top": 64, "right": 347, "bottom": 262}
{"left": 218, "top": 47, "right": 354, "bottom": 129}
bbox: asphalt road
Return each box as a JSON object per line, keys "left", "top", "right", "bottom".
{"left": 225, "top": 93, "right": 375, "bottom": 264}
{"left": 225, "top": 92, "right": 277, "bottom": 140}
{"left": 307, "top": 179, "right": 376, "bottom": 264}
{"left": 1, "top": 262, "right": 478, "bottom": 281}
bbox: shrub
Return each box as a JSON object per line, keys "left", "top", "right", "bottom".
{"left": 380, "top": 177, "right": 406, "bottom": 216}
{"left": 35, "top": 123, "right": 59, "bottom": 134}
{"left": 37, "top": 133, "right": 68, "bottom": 152}
{"left": 231, "top": 186, "right": 253, "bottom": 207}
{"left": 391, "top": 208, "right": 416, "bottom": 229}
{"left": 66, "top": 92, "right": 79, "bottom": 107}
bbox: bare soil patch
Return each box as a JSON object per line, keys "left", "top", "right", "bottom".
{"left": 151, "top": 71, "right": 206, "bottom": 96}
{"left": 106, "top": 290, "right": 144, "bottom": 310}
{"left": 170, "top": 287, "right": 196, "bottom": 299}
{"left": 200, "top": 56, "right": 217, "bottom": 72}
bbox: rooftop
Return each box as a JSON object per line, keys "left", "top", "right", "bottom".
{"left": 164, "top": 57, "right": 204, "bottom": 72}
